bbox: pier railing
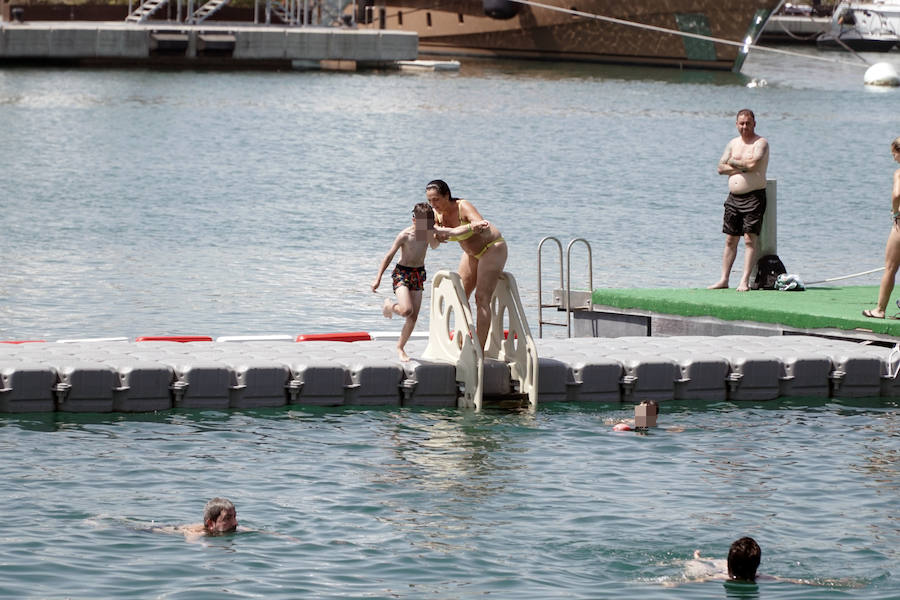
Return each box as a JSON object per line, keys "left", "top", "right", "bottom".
{"left": 538, "top": 236, "right": 593, "bottom": 338}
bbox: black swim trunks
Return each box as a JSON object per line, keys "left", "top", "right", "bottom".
{"left": 722, "top": 188, "right": 767, "bottom": 236}
{"left": 391, "top": 264, "right": 426, "bottom": 292}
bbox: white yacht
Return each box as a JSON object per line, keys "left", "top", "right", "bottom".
{"left": 817, "top": 0, "right": 900, "bottom": 51}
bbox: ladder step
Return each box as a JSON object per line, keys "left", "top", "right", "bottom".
{"left": 482, "top": 393, "right": 530, "bottom": 409}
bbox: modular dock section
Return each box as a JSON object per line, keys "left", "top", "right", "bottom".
{"left": 569, "top": 285, "right": 900, "bottom": 345}
{"left": 0, "top": 21, "right": 417, "bottom": 68}
{"left": 1, "top": 334, "right": 897, "bottom": 413}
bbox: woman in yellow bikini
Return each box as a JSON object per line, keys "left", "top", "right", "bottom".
{"left": 426, "top": 179, "right": 507, "bottom": 351}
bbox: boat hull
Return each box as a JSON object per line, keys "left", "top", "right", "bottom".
{"left": 816, "top": 32, "right": 898, "bottom": 52}
{"left": 356, "top": 0, "right": 784, "bottom": 70}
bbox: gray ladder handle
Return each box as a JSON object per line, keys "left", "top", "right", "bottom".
{"left": 566, "top": 238, "right": 593, "bottom": 338}
{"left": 537, "top": 236, "right": 563, "bottom": 338}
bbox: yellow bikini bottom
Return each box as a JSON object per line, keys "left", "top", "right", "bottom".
{"left": 473, "top": 237, "right": 505, "bottom": 260}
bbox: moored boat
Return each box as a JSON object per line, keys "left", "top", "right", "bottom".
{"left": 355, "top": 0, "right": 786, "bottom": 70}
{"left": 816, "top": 0, "right": 900, "bottom": 51}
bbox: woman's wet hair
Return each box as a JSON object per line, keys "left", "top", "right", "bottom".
{"left": 425, "top": 179, "right": 453, "bottom": 200}
{"left": 892, "top": 136, "right": 900, "bottom": 153}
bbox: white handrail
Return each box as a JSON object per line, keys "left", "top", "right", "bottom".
{"left": 484, "top": 271, "right": 538, "bottom": 409}
{"left": 422, "top": 270, "right": 483, "bottom": 409}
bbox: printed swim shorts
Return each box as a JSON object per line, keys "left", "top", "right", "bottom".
{"left": 391, "top": 264, "right": 426, "bottom": 292}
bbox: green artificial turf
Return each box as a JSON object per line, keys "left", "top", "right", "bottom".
{"left": 591, "top": 285, "right": 900, "bottom": 336}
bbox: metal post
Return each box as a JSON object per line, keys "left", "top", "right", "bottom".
{"left": 759, "top": 178, "right": 777, "bottom": 257}
{"left": 750, "top": 178, "right": 777, "bottom": 283}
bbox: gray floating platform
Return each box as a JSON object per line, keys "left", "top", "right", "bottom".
{"left": 1, "top": 335, "right": 897, "bottom": 413}
{"left": 0, "top": 21, "right": 417, "bottom": 68}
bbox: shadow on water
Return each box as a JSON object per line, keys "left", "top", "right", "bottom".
{"left": 0, "top": 396, "right": 896, "bottom": 431}
{"left": 724, "top": 580, "right": 760, "bottom": 599}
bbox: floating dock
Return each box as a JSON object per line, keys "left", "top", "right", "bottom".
{"left": 4, "top": 270, "right": 899, "bottom": 414}
{"left": 0, "top": 21, "right": 417, "bottom": 68}
{"left": 1, "top": 333, "right": 897, "bottom": 413}
{"left": 567, "top": 285, "right": 900, "bottom": 345}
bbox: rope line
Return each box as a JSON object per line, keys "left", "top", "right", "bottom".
{"left": 508, "top": 0, "right": 871, "bottom": 68}
{"left": 806, "top": 266, "right": 885, "bottom": 285}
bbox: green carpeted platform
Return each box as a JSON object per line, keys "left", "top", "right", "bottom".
{"left": 591, "top": 285, "right": 900, "bottom": 337}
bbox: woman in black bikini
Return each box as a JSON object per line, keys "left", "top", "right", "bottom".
{"left": 426, "top": 179, "right": 507, "bottom": 351}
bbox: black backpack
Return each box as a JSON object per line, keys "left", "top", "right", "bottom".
{"left": 753, "top": 254, "right": 787, "bottom": 290}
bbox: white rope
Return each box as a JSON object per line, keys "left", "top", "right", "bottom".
{"left": 805, "top": 266, "right": 885, "bottom": 285}
{"left": 508, "top": 0, "right": 871, "bottom": 68}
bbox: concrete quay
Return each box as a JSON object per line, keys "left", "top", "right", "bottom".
{"left": 0, "top": 335, "right": 896, "bottom": 413}
{"left": 0, "top": 21, "right": 418, "bottom": 68}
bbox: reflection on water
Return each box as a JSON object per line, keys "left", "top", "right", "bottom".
{"left": 372, "top": 410, "right": 533, "bottom": 552}
{"left": 724, "top": 580, "right": 760, "bottom": 599}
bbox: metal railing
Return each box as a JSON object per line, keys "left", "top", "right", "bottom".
{"left": 537, "top": 236, "right": 593, "bottom": 338}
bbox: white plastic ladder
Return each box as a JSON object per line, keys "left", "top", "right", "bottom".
{"left": 423, "top": 270, "right": 538, "bottom": 410}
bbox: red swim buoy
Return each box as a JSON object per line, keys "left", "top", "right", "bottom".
{"left": 135, "top": 336, "right": 213, "bottom": 343}
{"left": 612, "top": 423, "right": 632, "bottom": 432}
{"left": 295, "top": 332, "right": 371, "bottom": 342}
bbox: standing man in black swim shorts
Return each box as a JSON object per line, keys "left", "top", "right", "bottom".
{"left": 709, "top": 109, "right": 770, "bottom": 292}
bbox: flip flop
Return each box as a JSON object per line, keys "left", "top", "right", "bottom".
{"left": 862, "top": 309, "right": 885, "bottom": 319}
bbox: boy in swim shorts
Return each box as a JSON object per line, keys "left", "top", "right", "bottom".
{"left": 372, "top": 202, "right": 437, "bottom": 362}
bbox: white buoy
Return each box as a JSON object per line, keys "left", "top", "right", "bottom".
{"left": 864, "top": 62, "right": 900, "bottom": 87}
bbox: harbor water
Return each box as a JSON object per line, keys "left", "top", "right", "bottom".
{"left": 1, "top": 48, "right": 899, "bottom": 340}
{"left": 1, "top": 46, "right": 899, "bottom": 598}
{"left": 2, "top": 400, "right": 898, "bottom": 599}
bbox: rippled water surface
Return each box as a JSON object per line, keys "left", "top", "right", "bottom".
{"left": 2, "top": 43, "right": 900, "bottom": 599}
{"left": 1, "top": 400, "right": 898, "bottom": 599}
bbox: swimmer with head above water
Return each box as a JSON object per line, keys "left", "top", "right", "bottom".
{"left": 152, "top": 497, "right": 245, "bottom": 541}
{"left": 151, "top": 497, "right": 300, "bottom": 543}
{"left": 672, "top": 537, "right": 856, "bottom": 587}
{"left": 176, "top": 497, "right": 242, "bottom": 540}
